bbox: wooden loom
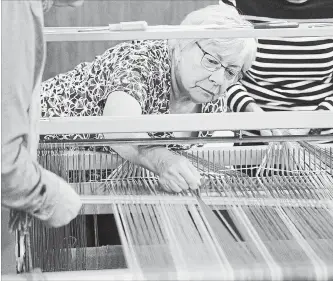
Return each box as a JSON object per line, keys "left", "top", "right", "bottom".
{"left": 3, "top": 24, "right": 333, "bottom": 281}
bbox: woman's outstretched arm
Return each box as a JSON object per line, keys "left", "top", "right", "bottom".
{"left": 103, "top": 91, "right": 201, "bottom": 193}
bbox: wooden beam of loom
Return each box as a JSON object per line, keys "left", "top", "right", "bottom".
{"left": 39, "top": 111, "right": 333, "bottom": 135}
{"left": 77, "top": 196, "right": 333, "bottom": 215}
{"left": 44, "top": 24, "right": 333, "bottom": 42}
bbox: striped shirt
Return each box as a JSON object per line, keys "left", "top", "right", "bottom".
{"left": 226, "top": 18, "right": 333, "bottom": 136}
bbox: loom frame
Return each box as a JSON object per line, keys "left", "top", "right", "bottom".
{"left": 39, "top": 111, "right": 333, "bottom": 135}
{"left": 44, "top": 23, "right": 333, "bottom": 42}
{"left": 3, "top": 21, "right": 333, "bottom": 281}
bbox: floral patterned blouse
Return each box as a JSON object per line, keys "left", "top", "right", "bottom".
{"left": 41, "top": 40, "right": 226, "bottom": 150}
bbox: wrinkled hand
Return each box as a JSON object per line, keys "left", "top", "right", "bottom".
{"left": 42, "top": 170, "right": 82, "bottom": 228}
{"left": 260, "top": 129, "right": 284, "bottom": 137}
{"left": 259, "top": 129, "right": 273, "bottom": 137}
{"left": 287, "top": 128, "right": 311, "bottom": 135}
{"left": 156, "top": 153, "right": 201, "bottom": 193}
{"left": 260, "top": 128, "right": 310, "bottom": 137}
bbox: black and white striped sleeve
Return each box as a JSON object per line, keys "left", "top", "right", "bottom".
{"left": 226, "top": 83, "right": 256, "bottom": 112}
{"left": 316, "top": 95, "right": 333, "bottom": 111}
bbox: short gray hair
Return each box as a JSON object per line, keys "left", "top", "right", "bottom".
{"left": 169, "top": 3, "right": 257, "bottom": 73}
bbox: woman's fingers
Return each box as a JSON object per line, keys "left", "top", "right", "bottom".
{"left": 260, "top": 129, "right": 273, "bottom": 137}
{"left": 188, "top": 163, "right": 202, "bottom": 184}
{"left": 288, "top": 128, "right": 310, "bottom": 135}
{"left": 168, "top": 169, "right": 190, "bottom": 190}
{"left": 272, "top": 129, "right": 284, "bottom": 136}
{"left": 160, "top": 167, "right": 199, "bottom": 192}
{"left": 178, "top": 161, "right": 201, "bottom": 190}
{"left": 168, "top": 179, "right": 183, "bottom": 193}
{"left": 159, "top": 178, "right": 182, "bottom": 193}
{"left": 162, "top": 183, "right": 172, "bottom": 193}
{"left": 158, "top": 154, "right": 202, "bottom": 192}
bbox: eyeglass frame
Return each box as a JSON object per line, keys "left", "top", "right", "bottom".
{"left": 195, "top": 42, "right": 243, "bottom": 82}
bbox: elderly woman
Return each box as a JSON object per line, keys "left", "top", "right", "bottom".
{"left": 41, "top": 3, "right": 257, "bottom": 193}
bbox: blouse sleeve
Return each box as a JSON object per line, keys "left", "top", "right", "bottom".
{"left": 101, "top": 42, "right": 156, "bottom": 110}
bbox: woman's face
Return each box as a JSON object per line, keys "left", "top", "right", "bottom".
{"left": 174, "top": 40, "right": 246, "bottom": 104}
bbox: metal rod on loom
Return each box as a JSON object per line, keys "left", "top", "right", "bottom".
{"left": 78, "top": 195, "right": 333, "bottom": 209}
{"left": 38, "top": 144, "right": 332, "bottom": 177}
{"left": 39, "top": 134, "right": 333, "bottom": 145}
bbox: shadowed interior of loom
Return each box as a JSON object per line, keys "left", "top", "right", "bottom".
{"left": 18, "top": 141, "right": 333, "bottom": 280}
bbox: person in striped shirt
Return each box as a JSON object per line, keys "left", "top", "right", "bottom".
{"left": 225, "top": 0, "right": 333, "bottom": 137}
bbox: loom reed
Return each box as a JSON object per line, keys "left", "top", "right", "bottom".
{"left": 14, "top": 141, "right": 333, "bottom": 280}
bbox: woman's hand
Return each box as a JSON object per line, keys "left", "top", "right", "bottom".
{"left": 103, "top": 89, "right": 202, "bottom": 194}
{"left": 262, "top": 129, "right": 310, "bottom": 137}
{"left": 155, "top": 151, "right": 202, "bottom": 193}
{"left": 260, "top": 128, "right": 284, "bottom": 137}
{"left": 287, "top": 128, "right": 311, "bottom": 135}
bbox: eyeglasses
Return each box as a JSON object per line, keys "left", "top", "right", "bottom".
{"left": 195, "top": 42, "right": 243, "bottom": 81}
